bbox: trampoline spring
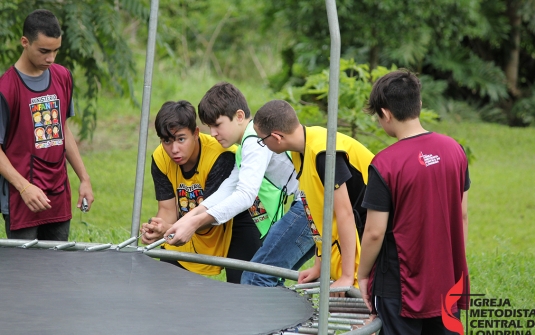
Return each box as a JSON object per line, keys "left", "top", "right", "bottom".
{"left": 85, "top": 244, "right": 112, "bottom": 251}
{"left": 329, "top": 301, "right": 368, "bottom": 308}
{"left": 143, "top": 236, "right": 169, "bottom": 251}
{"left": 326, "top": 317, "right": 365, "bottom": 325}
{"left": 20, "top": 239, "right": 38, "bottom": 248}
{"left": 116, "top": 236, "right": 138, "bottom": 250}
{"left": 328, "top": 297, "right": 364, "bottom": 303}
{"left": 53, "top": 242, "right": 76, "bottom": 250}
{"left": 306, "top": 322, "right": 352, "bottom": 331}
{"left": 302, "top": 286, "right": 353, "bottom": 295}
{"left": 295, "top": 326, "right": 335, "bottom": 334}
{"left": 292, "top": 281, "right": 332, "bottom": 290}
{"left": 328, "top": 307, "right": 371, "bottom": 314}
{"left": 330, "top": 312, "right": 371, "bottom": 319}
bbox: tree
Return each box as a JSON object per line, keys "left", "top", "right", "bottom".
{"left": 263, "top": 0, "right": 535, "bottom": 126}
{"left": 0, "top": 0, "right": 148, "bottom": 140}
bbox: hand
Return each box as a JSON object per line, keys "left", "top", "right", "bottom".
{"left": 20, "top": 184, "right": 51, "bottom": 212}
{"left": 77, "top": 180, "right": 94, "bottom": 212}
{"left": 358, "top": 277, "right": 373, "bottom": 312}
{"left": 298, "top": 263, "right": 320, "bottom": 284}
{"left": 140, "top": 217, "right": 169, "bottom": 245}
{"left": 329, "top": 275, "right": 355, "bottom": 298}
{"left": 164, "top": 216, "right": 200, "bottom": 246}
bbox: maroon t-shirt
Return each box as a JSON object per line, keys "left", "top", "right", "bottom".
{"left": 362, "top": 132, "right": 470, "bottom": 318}
{"left": 0, "top": 64, "right": 72, "bottom": 229}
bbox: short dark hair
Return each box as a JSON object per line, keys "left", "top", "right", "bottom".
{"left": 365, "top": 69, "right": 421, "bottom": 121}
{"left": 198, "top": 82, "right": 251, "bottom": 126}
{"left": 23, "top": 9, "right": 62, "bottom": 43}
{"left": 254, "top": 100, "right": 300, "bottom": 135}
{"left": 154, "top": 100, "right": 197, "bottom": 139}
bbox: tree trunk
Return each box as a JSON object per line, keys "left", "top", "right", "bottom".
{"left": 505, "top": 0, "right": 521, "bottom": 98}
{"left": 369, "top": 45, "right": 379, "bottom": 70}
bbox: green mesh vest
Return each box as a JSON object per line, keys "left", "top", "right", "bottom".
{"left": 236, "top": 121, "right": 286, "bottom": 238}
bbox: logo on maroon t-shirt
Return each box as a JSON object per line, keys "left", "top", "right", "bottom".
{"left": 30, "top": 95, "right": 64, "bottom": 149}
{"left": 441, "top": 273, "right": 465, "bottom": 334}
{"left": 418, "top": 151, "right": 441, "bottom": 167}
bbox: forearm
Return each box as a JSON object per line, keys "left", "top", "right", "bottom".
{"left": 336, "top": 211, "right": 357, "bottom": 280}
{"left": 462, "top": 191, "right": 469, "bottom": 247}
{"left": 0, "top": 148, "right": 29, "bottom": 191}
{"left": 357, "top": 210, "right": 388, "bottom": 279}
{"left": 333, "top": 184, "right": 357, "bottom": 280}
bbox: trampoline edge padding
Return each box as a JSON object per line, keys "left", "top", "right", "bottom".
{"left": 0, "top": 247, "right": 314, "bottom": 335}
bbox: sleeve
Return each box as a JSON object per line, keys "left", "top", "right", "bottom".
{"left": 205, "top": 136, "right": 273, "bottom": 224}
{"left": 68, "top": 99, "right": 75, "bottom": 118}
{"left": 201, "top": 164, "right": 239, "bottom": 209}
{"left": 315, "top": 152, "right": 352, "bottom": 188}
{"left": 0, "top": 94, "right": 8, "bottom": 145}
{"left": 361, "top": 165, "right": 391, "bottom": 212}
{"left": 151, "top": 157, "right": 175, "bottom": 201}
{"left": 204, "top": 151, "right": 235, "bottom": 198}
{"left": 460, "top": 144, "right": 471, "bottom": 192}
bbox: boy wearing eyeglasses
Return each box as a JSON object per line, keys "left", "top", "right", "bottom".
{"left": 252, "top": 99, "right": 374, "bottom": 296}
{"left": 165, "top": 82, "right": 315, "bottom": 287}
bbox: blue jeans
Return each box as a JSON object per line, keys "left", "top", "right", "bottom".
{"left": 241, "top": 200, "right": 315, "bottom": 287}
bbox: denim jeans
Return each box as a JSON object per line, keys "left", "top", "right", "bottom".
{"left": 241, "top": 200, "right": 315, "bottom": 287}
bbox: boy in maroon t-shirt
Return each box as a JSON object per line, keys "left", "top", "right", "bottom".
{"left": 358, "top": 69, "right": 470, "bottom": 335}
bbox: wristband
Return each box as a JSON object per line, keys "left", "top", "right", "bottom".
{"left": 20, "top": 183, "right": 32, "bottom": 195}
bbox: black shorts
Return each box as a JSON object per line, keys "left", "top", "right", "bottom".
{"left": 375, "top": 296, "right": 462, "bottom": 335}
{"left": 4, "top": 215, "right": 70, "bottom": 241}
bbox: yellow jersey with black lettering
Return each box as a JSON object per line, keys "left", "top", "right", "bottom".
{"left": 153, "top": 133, "right": 235, "bottom": 275}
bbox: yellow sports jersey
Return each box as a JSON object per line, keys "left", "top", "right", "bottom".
{"left": 291, "top": 126, "right": 374, "bottom": 283}
{"left": 152, "top": 133, "right": 236, "bottom": 275}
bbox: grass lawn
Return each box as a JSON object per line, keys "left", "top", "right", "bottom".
{"left": 1, "top": 73, "right": 534, "bottom": 324}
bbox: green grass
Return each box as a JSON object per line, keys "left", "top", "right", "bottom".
{"left": 1, "top": 69, "right": 534, "bottom": 314}
{"left": 429, "top": 121, "right": 535, "bottom": 316}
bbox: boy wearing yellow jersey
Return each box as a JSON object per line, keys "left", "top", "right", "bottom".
{"left": 141, "top": 100, "right": 260, "bottom": 283}
{"left": 252, "top": 100, "right": 374, "bottom": 295}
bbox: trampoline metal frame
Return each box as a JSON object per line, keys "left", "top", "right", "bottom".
{"left": 0, "top": 238, "right": 382, "bottom": 334}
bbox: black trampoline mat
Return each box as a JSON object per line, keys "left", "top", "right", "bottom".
{"left": 0, "top": 247, "right": 314, "bottom": 335}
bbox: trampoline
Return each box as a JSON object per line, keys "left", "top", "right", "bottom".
{"left": 0, "top": 244, "right": 313, "bottom": 335}
{"left": 0, "top": 239, "right": 382, "bottom": 335}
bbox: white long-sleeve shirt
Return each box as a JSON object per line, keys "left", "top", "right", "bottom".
{"left": 201, "top": 135, "right": 299, "bottom": 224}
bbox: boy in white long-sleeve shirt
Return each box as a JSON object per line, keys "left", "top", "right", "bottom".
{"left": 166, "top": 82, "right": 315, "bottom": 286}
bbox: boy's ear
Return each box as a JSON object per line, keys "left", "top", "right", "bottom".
{"left": 272, "top": 132, "right": 283, "bottom": 143}
{"left": 381, "top": 108, "right": 393, "bottom": 122}
{"left": 20, "top": 36, "right": 29, "bottom": 48}
{"left": 193, "top": 126, "right": 200, "bottom": 138}
{"left": 236, "top": 109, "right": 245, "bottom": 123}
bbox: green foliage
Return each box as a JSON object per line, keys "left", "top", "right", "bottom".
{"left": 0, "top": 0, "right": 144, "bottom": 141}
{"left": 263, "top": 0, "right": 535, "bottom": 127}
{"left": 509, "top": 94, "right": 535, "bottom": 126}
{"left": 276, "top": 59, "right": 442, "bottom": 154}
{"left": 428, "top": 50, "right": 509, "bottom": 102}
{"left": 141, "top": 0, "right": 286, "bottom": 82}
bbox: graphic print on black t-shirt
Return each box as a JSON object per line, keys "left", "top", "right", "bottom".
{"left": 30, "top": 95, "right": 64, "bottom": 149}
{"left": 300, "top": 192, "right": 321, "bottom": 242}
{"left": 177, "top": 183, "right": 204, "bottom": 218}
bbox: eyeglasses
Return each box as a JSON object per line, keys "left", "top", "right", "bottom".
{"left": 257, "top": 134, "right": 272, "bottom": 147}
{"left": 257, "top": 133, "right": 283, "bottom": 147}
